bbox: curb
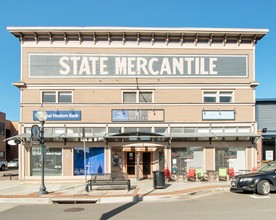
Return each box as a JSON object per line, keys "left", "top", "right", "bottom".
{"left": 0, "top": 186, "right": 230, "bottom": 204}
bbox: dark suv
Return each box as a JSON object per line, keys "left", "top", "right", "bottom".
{"left": 231, "top": 161, "right": 276, "bottom": 195}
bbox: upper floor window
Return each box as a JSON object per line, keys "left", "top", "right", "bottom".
{"left": 123, "top": 91, "right": 153, "bottom": 103}
{"left": 0, "top": 123, "right": 5, "bottom": 135}
{"left": 42, "top": 91, "right": 72, "bottom": 103}
{"left": 203, "top": 91, "right": 233, "bottom": 103}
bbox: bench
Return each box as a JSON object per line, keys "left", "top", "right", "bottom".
{"left": 87, "top": 173, "right": 131, "bottom": 191}
{"left": 3, "top": 173, "right": 18, "bottom": 180}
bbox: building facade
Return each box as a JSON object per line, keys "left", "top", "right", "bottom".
{"left": 256, "top": 99, "right": 276, "bottom": 165}
{"left": 0, "top": 112, "right": 18, "bottom": 162}
{"left": 8, "top": 26, "right": 268, "bottom": 181}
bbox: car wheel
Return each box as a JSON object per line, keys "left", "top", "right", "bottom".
{"left": 257, "top": 180, "right": 270, "bottom": 195}
{"left": 1, "top": 165, "right": 5, "bottom": 171}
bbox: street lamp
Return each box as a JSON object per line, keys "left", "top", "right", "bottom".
{"left": 36, "top": 108, "right": 48, "bottom": 195}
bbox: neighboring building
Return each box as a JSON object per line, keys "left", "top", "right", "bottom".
{"left": 8, "top": 26, "right": 268, "bottom": 181}
{"left": 256, "top": 99, "right": 276, "bottom": 165}
{"left": 0, "top": 112, "right": 18, "bottom": 162}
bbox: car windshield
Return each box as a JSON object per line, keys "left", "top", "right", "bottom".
{"left": 257, "top": 162, "right": 276, "bottom": 172}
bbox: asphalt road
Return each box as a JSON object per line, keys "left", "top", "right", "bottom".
{"left": 1, "top": 190, "right": 276, "bottom": 220}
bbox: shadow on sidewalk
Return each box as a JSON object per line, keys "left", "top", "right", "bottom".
{"left": 100, "top": 188, "right": 156, "bottom": 220}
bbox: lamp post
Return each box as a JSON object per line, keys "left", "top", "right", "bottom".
{"left": 36, "top": 108, "right": 48, "bottom": 195}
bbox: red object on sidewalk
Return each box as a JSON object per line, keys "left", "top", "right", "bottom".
{"left": 164, "top": 168, "right": 171, "bottom": 179}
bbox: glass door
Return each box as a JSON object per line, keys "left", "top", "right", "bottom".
{"left": 143, "top": 152, "right": 151, "bottom": 176}
{"left": 127, "top": 152, "right": 135, "bottom": 175}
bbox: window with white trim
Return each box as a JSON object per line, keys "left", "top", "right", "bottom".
{"left": 123, "top": 91, "right": 153, "bottom": 103}
{"left": 203, "top": 91, "right": 233, "bottom": 103}
{"left": 42, "top": 91, "right": 72, "bottom": 103}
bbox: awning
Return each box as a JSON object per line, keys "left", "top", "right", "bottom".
{"left": 4, "top": 131, "right": 259, "bottom": 142}
{"left": 104, "top": 132, "right": 170, "bottom": 139}
{"left": 261, "top": 132, "right": 276, "bottom": 139}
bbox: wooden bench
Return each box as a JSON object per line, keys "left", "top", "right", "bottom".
{"left": 87, "top": 173, "right": 131, "bottom": 191}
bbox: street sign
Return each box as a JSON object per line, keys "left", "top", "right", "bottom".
{"left": 31, "top": 140, "right": 40, "bottom": 145}
{"left": 31, "top": 125, "right": 40, "bottom": 141}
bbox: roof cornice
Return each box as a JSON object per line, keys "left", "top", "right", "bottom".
{"left": 7, "top": 26, "right": 269, "bottom": 46}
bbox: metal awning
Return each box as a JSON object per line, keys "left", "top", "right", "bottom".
{"left": 4, "top": 131, "right": 259, "bottom": 142}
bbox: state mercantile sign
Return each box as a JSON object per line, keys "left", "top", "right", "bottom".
{"left": 28, "top": 54, "right": 247, "bottom": 78}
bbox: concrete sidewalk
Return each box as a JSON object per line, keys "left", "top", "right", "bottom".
{"left": 0, "top": 177, "right": 230, "bottom": 204}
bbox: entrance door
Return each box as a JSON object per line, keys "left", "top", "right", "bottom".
{"left": 127, "top": 152, "right": 135, "bottom": 175}
{"left": 143, "top": 152, "right": 151, "bottom": 177}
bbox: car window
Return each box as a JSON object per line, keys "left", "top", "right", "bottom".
{"left": 258, "top": 162, "right": 276, "bottom": 171}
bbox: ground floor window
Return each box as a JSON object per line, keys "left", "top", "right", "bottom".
{"left": 74, "top": 147, "right": 105, "bottom": 175}
{"left": 262, "top": 139, "right": 275, "bottom": 161}
{"left": 31, "top": 147, "right": 62, "bottom": 176}
{"left": 215, "top": 147, "right": 245, "bottom": 172}
{"left": 171, "top": 147, "right": 204, "bottom": 173}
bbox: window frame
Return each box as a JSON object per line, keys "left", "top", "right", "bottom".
{"left": 42, "top": 91, "right": 73, "bottom": 103}
{"left": 122, "top": 90, "right": 153, "bottom": 103}
{"left": 203, "top": 90, "right": 233, "bottom": 103}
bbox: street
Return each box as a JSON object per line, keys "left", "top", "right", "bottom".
{"left": 1, "top": 190, "right": 276, "bottom": 220}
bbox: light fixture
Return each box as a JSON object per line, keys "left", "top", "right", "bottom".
{"left": 152, "top": 107, "right": 156, "bottom": 116}
{"left": 35, "top": 106, "right": 48, "bottom": 195}
{"left": 70, "top": 107, "right": 74, "bottom": 114}
{"left": 36, "top": 107, "right": 48, "bottom": 122}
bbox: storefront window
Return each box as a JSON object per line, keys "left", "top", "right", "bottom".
{"left": 262, "top": 139, "right": 275, "bottom": 161}
{"left": 31, "top": 147, "right": 62, "bottom": 176}
{"left": 215, "top": 147, "right": 245, "bottom": 172}
{"left": 74, "top": 147, "right": 105, "bottom": 175}
{"left": 171, "top": 147, "right": 203, "bottom": 173}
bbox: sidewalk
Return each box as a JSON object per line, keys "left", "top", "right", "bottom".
{"left": 0, "top": 176, "right": 230, "bottom": 204}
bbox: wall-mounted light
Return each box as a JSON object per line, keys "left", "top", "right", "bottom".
{"left": 121, "top": 108, "right": 125, "bottom": 115}
{"left": 152, "top": 107, "right": 156, "bottom": 116}
{"left": 56, "top": 107, "right": 59, "bottom": 114}
{"left": 70, "top": 107, "right": 74, "bottom": 114}
{"left": 136, "top": 107, "right": 140, "bottom": 115}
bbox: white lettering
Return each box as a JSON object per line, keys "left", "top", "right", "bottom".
{"left": 70, "top": 57, "right": 81, "bottom": 75}
{"left": 100, "top": 57, "right": 108, "bottom": 75}
{"left": 89, "top": 57, "right": 99, "bottom": 75}
{"left": 136, "top": 57, "right": 148, "bottom": 75}
{"left": 185, "top": 58, "right": 194, "bottom": 75}
{"left": 115, "top": 57, "right": 127, "bottom": 75}
{"left": 59, "top": 57, "right": 70, "bottom": 75}
{"left": 128, "top": 57, "right": 136, "bottom": 75}
{"left": 209, "top": 58, "right": 218, "bottom": 75}
{"left": 79, "top": 57, "right": 91, "bottom": 75}
{"left": 172, "top": 58, "right": 183, "bottom": 75}
{"left": 200, "top": 58, "right": 208, "bottom": 75}
{"left": 160, "top": 58, "right": 171, "bottom": 75}
{"left": 148, "top": 58, "right": 159, "bottom": 75}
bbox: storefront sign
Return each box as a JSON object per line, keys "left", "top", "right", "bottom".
{"left": 202, "top": 110, "right": 235, "bottom": 120}
{"left": 265, "top": 150, "right": 274, "bottom": 160}
{"left": 112, "top": 109, "right": 164, "bottom": 122}
{"left": 29, "top": 54, "right": 247, "bottom": 78}
{"left": 33, "top": 110, "right": 81, "bottom": 121}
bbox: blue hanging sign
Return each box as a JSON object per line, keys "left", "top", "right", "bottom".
{"left": 33, "top": 110, "right": 81, "bottom": 121}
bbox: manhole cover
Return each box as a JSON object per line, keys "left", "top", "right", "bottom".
{"left": 64, "top": 207, "right": 85, "bottom": 212}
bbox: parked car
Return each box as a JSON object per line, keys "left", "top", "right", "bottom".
{"left": 7, "top": 158, "right": 19, "bottom": 169}
{"left": 231, "top": 161, "right": 276, "bottom": 195}
{"left": 0, "top": 160, "right": 7, "bottom": 171}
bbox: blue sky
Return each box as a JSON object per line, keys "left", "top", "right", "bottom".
{"left": 0, "top": 0, "right": 275, "bottom": 121}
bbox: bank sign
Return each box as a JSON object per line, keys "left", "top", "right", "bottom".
{"left": 29, "top": 54, "right": 247, "bottom": 78}
{"left": 33, "top": 110, "right": 81, "bottom": 121}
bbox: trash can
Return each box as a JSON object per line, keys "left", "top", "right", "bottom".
{"left": 153, "top": 170, "right": 166, "bottom": 189}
